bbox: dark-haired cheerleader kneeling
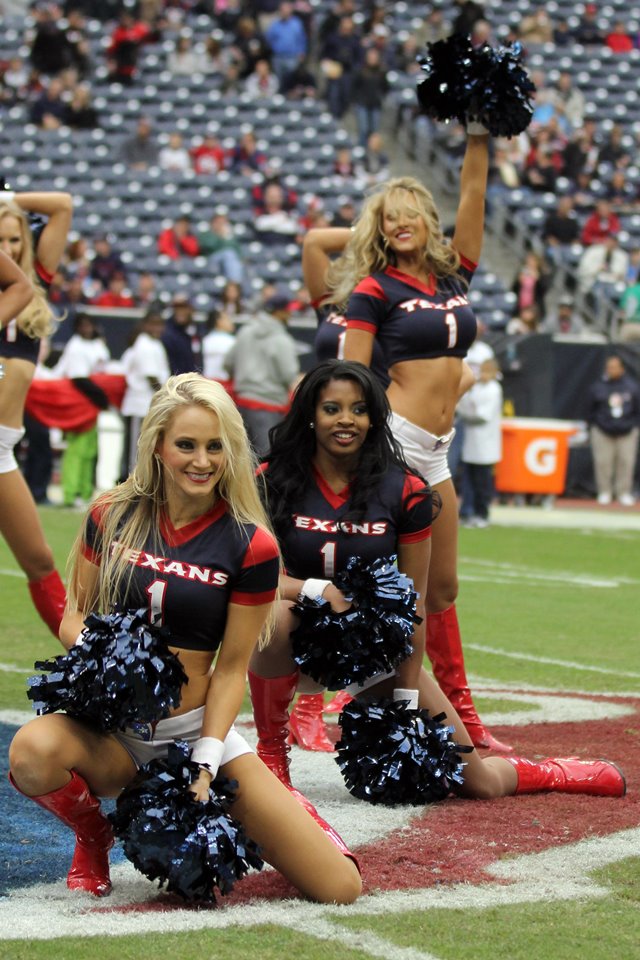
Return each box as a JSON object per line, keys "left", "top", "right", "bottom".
{"left": 252, "top": 360, "right": 626, "bottom": 804}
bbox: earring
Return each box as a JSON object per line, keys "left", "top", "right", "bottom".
{"left": 309, "top": 422, "right": 314, "bottom": 429}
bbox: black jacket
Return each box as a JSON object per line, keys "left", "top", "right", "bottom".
{"left": 588, "top": 373, "right": 640, "bottom": 436}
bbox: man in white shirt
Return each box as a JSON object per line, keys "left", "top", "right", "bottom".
{"left": 120, "top": 310, "right": 170, "bottom": 479}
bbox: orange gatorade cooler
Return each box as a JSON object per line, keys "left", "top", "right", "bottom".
{"left": 494, "top": 418, "right": 578, "bottom": 495}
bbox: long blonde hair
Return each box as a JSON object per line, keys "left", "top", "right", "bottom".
{"left": 67, "top": 374, "right": 279, "bottom": 644}
{"left": 0, "top": 201, "right": 53, "bottom": 338}
{"left": 325, "top": 176, "right": 461, "bottom": 309}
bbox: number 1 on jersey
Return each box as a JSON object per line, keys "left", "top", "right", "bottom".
{"left": 146, "top": 579, "right": 167, "bottom": 625}
{"left": 320, "top": 541, "right": 336, "bottom": 577}
{"left": 444, "top": 311, "right": 458, "bottom": 349}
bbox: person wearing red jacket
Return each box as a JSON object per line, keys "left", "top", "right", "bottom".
{"left": 92, "top": 273, "right": 135, "bottom": 308}
{"left": 107, "top": 11, "right": 151, "bottom": 84}
{"left": 581, "top": 199, "right": 621, "bottom": 246}
{"left": 157, "top": 216, "right": 200, "bottom": 259}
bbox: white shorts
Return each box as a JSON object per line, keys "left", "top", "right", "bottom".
{"left": 113, "top": 706, "right": 254, "bottom": 769}
{"left": 0, "top": 423, "right": 25, "bottom": 474}
{"left": 344, "top": 668, "right": 395, "bottom": 697}
{"left": 390, "top": 412, "right": 455, "bottom": 486}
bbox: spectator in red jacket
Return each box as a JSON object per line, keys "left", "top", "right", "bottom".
{"left": 157, "top": 216, "right": 200, "bottom": 259}
{"left": 581, "top": 199, "right": 621, "bottom": 246}
{"left": 107, "top": 11, "right": 151, "bottom": 84}
{"left": 606, "top": 21, "right": 634, "bottom": 53}
{"left": 190, "top": 133, "right": 226, "bottom": 175}
{"left": 92, "top": 272, "right": 135, "bottom": 308}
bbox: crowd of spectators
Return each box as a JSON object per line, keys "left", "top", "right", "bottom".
{"left": 5, "top": 0, "right": 640, "bottom": 348}
{"left": 398, "top": 1, "right": 640, "bottom": 340}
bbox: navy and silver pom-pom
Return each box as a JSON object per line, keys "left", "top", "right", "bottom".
{"left": 290, "top": 555, "right": 419, "bottom": 690}
{"left": 109, "top": 740, "right": 263, "bottom": 902}
{"left": 466, "top": 41, "right": 535, "bottom": 137}
{"left": 335, "top": 697, "right": 472, "bottom": 806}
{"left": 417, "top": 33, "right": 476, "bottom": 124}
{"left": 27, "top": 608, "right": 187, "bottom": 731}
{"left": 416, "top": 35, "right": 535, "bottom": 136}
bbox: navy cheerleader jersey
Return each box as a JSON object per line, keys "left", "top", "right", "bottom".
{"left": 314, "top": 301, "right": 390, "bottom": 388}
{"left": 82, "top": 499, "right": 280, "bottom": 652}
{"left": 0, "top": 261, "right": 54, "bottom": 364}
{"left": 278, "top": 463, "right": 432, "bottom": 580}
{"left": 345, "top": 258, "right": 477, "bottom": 367}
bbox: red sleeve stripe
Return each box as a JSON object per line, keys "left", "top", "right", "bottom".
{"left": 81, "top": 543, "right": 101, "bottom": 564}
{"left": 35, "top": 260, "right": 54, "bottom": 285}
{"left": 354, "top": 276, "right": 387, "bottom": 299}
{"left": 241, "top": 527, "right": 280, "bottom": 568}
{"left": 346, "top": 318, "right": 377, "bottom": 333}
{"left": 458, "top": 253, "right": 477, "bottom": 273}
{"left": 230, "top": 588, "right": 278, "bottom": 605}
{"left": 399, "top": 528, "right": 432, "bottom": 544}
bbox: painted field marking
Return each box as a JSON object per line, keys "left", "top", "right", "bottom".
{"left": 1, "top": 827, "right": 637, "bottom": 948}
{"left": 2, "top": 687, "right": 638, "bottom": 951}
{"left": 0, "top": 567, "right": 23, "bottom": 578}
{"left": 0, "top": 663, "right": 31, "bottom": 674}
{"left": 464, "top": 643, "right": 640, "bottom": 680}
{"left": 458, "top": 556, "right": 640, "bottom": 589}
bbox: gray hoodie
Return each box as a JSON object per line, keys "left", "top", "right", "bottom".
{"left": 224, "top": 311, "right": 299, "bottom": 405}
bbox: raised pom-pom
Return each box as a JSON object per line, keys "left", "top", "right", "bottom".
{"left": 27, "top": 608, "right": 187, "bottom": 731}
{"left": 289, "top": 555, "right": 419, "bottom": 690}
{"left": 335, "top": 697, "right": 472, "bottom": 805}
{"left": 417, "top": 33, "right": 476, "bottom": 125}
{"left": 109, "top": 740, "right": 263, "bottom": 902}
{"left": 416, "top": 35, "right": 535, "bottom": 136}
{"left": 466, "top": 41, "right": 536, "bottom": 137}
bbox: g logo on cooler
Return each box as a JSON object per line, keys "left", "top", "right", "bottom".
{"left": 524, "top": 437, "right": 558, "bottom": 476}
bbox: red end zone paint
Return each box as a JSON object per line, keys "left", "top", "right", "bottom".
{"left": 95, "top": 702, "right": 639, "bottom": 912}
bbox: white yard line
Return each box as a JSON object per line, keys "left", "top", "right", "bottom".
{"left": 459, "top": 556, "right": 640, "bottom": 588}
{"left": 464, "top": 643, "right": 640, "bottom": 680}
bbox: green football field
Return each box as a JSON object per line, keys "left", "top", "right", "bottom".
{"left": 1, "top": 505, "right": 639, "bottom": 960}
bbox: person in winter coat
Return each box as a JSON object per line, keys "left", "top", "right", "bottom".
{"left": 588, "top": 354, "right": 640, "bottom": 506}
{"left": 223, "top": 291, "right": 300, "bottom": 456}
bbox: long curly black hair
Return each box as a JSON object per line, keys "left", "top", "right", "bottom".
{"left": 261, "top": 360, "right": 438, "bottom": 540}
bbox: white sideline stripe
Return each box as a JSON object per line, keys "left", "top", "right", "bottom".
{"left": 459, "top": 573, "right": 617, "bottom": 588}
{"left": 461, "top": 556, "right": 640, "bottom": 586}
{"left": 0, "top": 567, "right": 23, "bottom": 578}
{"left": 465, "top": 643, "right": 640, "bottom": 679}
{"left": 459, "top": 556, "right": 640, "bottom": 588}
{"left": 0, "top": 663, "right": 31, "bottom": 674}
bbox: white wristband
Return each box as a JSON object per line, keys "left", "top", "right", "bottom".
{"left": 2, "top": 190, "right": 15, "bottom": 204}
{"left": 466, "top": 120, "right": 490, "bottom": 136}
{"left": 191, "top": 736, "right": 225, "bottom": 779}
{"left": 299, "top": 578, "right": 331, "bottom": 602}
{"left": 393, "top": 688, "right": 419, "bottom": 710}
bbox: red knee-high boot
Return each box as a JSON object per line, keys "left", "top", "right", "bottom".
{"left": 9, "top": 770, "right": 114, "bottom": 896}
{"left": 248, "top": 670, "right": 299, "bottom": 787}
{"left": 287, "top": 785, "right": 360, "bottom": 871}
{"left": 324, "top": 690, "right": 353, "bottom": 714}
{"left": 505, "top": 756, "right": 626, "bottom": 797}
{"left": 288, "top": 694, "right": 334, "bottom": 752}
{"left": 426, "top": 604, "right": 513, "bottom": 753}
{"left": 28, "top": 569, "right": 67, "bottom": 639}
